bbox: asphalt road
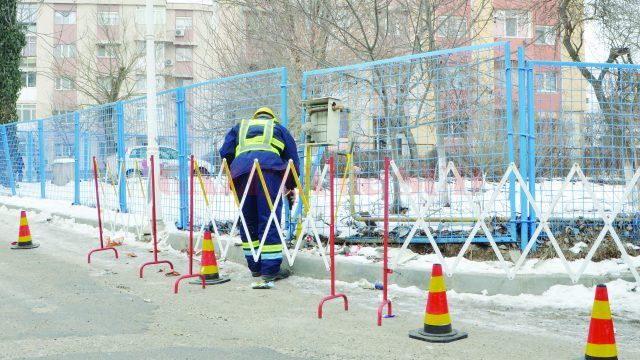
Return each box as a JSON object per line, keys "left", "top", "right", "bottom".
{"left": 0, "top": 208, "right": 637, "bottom": 359}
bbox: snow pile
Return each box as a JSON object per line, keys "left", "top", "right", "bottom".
{"left": 448, "top": 279, "right": 640, "bottom": 316}
{"left": 334, "top": 244, "right": 640, "bottom": 277}
{"left": 294, "top": 276, "right": 640, "bottom": 316}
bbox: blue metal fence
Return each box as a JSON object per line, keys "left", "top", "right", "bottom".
{"left": 524, "top": 59, "right": 640, "bottom": 244}
{"left": 298, "top": 42, "right": 517, "bottom": 244}
{"left": 0, "top": 68, "right": 288, "bottom": 231}
{"left": 1, "top": 43, "right": 639, "bottom": 248}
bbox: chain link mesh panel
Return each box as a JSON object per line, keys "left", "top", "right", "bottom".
{"left": 529, "top": 61, "right": 640, "bottom": 243}
{"left": 185, "top": 69, "right": 287, "bottom": 230}
{"left": 300, "top": 43, "right": 515, "bottom": 244}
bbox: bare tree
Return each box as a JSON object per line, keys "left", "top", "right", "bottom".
{"left": 200, "top": 0, "right": 494, "bottom": 211}
{"left": 198, "top": 1, "right": 333, "bottom": 138}
{"left": 41, "top": 13, "right": 146, "bottom": 155}
{"left": 558, "top": 0, "right": 640, "bottom": 190}
{"left": 47, "top": 17, "right": 144, "bottom": 107}
{"left": 295, "top": 0, "right": 493, "bottom": 209}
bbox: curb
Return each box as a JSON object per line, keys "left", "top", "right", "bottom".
{"left": 3, "top": 200, "right": 636, "bottom": 295}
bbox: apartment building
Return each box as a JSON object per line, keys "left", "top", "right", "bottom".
{"left": 17, "top": 0, "right": 215, "bottom": 120}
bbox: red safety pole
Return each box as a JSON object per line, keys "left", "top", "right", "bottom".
{"left": 377, "top": 156, "right": 394, "bottom": 326}
{"left": 88, "top": 156, "right": 118, "bottom": 263}
{"left": 318, "top": 156, "right": 348, "bottom": 318}
{"left": 140, "top": 155, "right": 174, "bottom": 278}
{"left": 175, "top": 155, "right": 206, "bottom": 293}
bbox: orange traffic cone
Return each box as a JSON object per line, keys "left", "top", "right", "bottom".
{"left": 11, "top": 211, "right": 39, "bottom": 250}
{"left": 409, "top": 263, "right": 467, "bottom": 343}
{"left": 584, "top": 284, "right": 617, "bottom": 360}
{"left": 191, "top": 230, "right": 230, "bottom": 285}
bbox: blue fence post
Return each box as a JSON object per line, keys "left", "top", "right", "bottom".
{"left": 504, "top": 42, "right": 517, "bottom": 245}
{"left": 73, "top": 112, "right": 81, "bottom": 204}
{"left": 1, "top": 126, "right": 16, "bottom": 195}
{"left": 38, "top": 120, "right": 45, "bottom": 198}
{"left": 291, "top": 73, "right": 309, "bottom": 238}
{"left": 517, "top": 47, "right": 529, "bottom": 251}
{"left": 526, "top": 60, "right": 537, "bottom": 249}
{"left": 83, "top": 133, "right": 89, "bottom": 180}
{"left": 116, "top": 102, "right": 127, "bottom": 213}
{"left": 176, "top": 87, "right": 189, "bottom": 230}
{"left": 27, "top": 132, "right": 33, "bottom": 182}
{"left": 280, "top": 68, "right": 291, "bottom": 238}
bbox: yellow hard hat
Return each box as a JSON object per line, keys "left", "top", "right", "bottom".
{"left": 253, "top": 107, "right": 276, "bottom": 119}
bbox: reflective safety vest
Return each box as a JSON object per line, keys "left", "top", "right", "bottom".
{"left": 235, "top": 118, "right": 285, "bottom": 156}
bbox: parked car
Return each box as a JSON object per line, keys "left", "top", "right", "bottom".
{"left": 124, "top": 146, "right": 214, "bottom": 178}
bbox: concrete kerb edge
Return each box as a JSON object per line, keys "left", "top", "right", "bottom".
{"left": 2, "top": 200, "right": 637, "bottom": 296}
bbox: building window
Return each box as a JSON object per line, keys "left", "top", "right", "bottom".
{"left": 97, "top": 44, "right": 118, "bottom": 58}
{"left": 135, "top": 75, "right": 165, "bottom": 91}
{"left": 535, "top": 72, "right": 558, "bottom": 93}
{"left": 52, "top": 110, "right": 73, "bottom": 116}
{"left": 20, "top": 57, "right": 36, "bottom": 68}
{"left": 21, "top": 71, "right": 36, "bottom": 88}
{"left": 495, "top": 10, "right": 530, "bottom": 38}
{"left": 17, "top": 3, "right": 38, "bottom": 24}
{"left": 17, "top": 104, "right": 36, "bottom": 121}
{"left": 175, "top": 77, "right": 193, "bottom": 87}
{"left": 97, "top": 12, "right": 119, "bottom": 26}
{"left": 54, "top": 143, "right": 73, "bottom": 157}
{"left": 22, "top": 34, "right": 37, "bottom": 57}
{"left": 437, "top": 16, "right": 468, "bottom": 39}
{"left": 135, "top": 7, "right": 166, "bottom": 25}
{"left": 175, "top": 46, "right": 192, "bottom": 61}
{"left": 535, "top": 25, "right": 555, "bottom": 45}
{"left": 175, "top": 17, "right": 193, "bottom": 30}
{"left": 137, "top": 42, "right": 165, "bottom": 67}
{"left": 54, "top": 11, "right": 76, "bottom": 25}
{"left": 55, "top": 77, "right": 75, "bottom": 90}
{"left": 54, "top": 44, "right": 76, "bottom": 58}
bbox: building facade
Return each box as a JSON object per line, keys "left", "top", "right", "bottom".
{"left": 17, "top": 0, "right": 214, "bottom": 120}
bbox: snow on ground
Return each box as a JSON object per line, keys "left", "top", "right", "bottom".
{"left": 5, "top": 172, "right": 640, "bottom": 238}
{"left": 306, "top": 244, "right": 640, "bottom": 277}
{"left": 294, "top": 276, "right": 640, "bottom": 316}
{"left": 2, "top": 190, "right": 639, "bottom": 279}
{"left": 10, "top": 193, "right": 638, "bottom": 318}
{"left": 448, "top": 279, "right": 640, "bottom": 316}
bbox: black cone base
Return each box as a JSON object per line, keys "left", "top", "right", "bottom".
{"left": 190, "top": 275, "right": 230, "bottom": 285}
{"left": 409, "top": 328, "right": 468, "bottom": 343}
{"left": 11, "top": 242, "right": 40, "bottom": 250}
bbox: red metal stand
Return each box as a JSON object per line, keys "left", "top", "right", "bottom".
{"left": 175, "top": 155, "right": 206, "bottom": 293}
{"left": 318, "top": 157, "right": 348, "bottom": 319}
{"left": 140, "top": 155, "right": 174, "bottom": 278}
{"left": 88, "top": 156, "right": 118, "bottom": 263}
{"left": 377, "top": 156, "right": 394, "bottom": 326}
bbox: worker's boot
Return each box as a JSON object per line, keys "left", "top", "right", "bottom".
{"left": 262, "top": 268, "right": 291, "bottom": 282}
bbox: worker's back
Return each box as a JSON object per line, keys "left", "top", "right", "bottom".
{"left": 219, "top": 109, "right": 300, "bottom": 179}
